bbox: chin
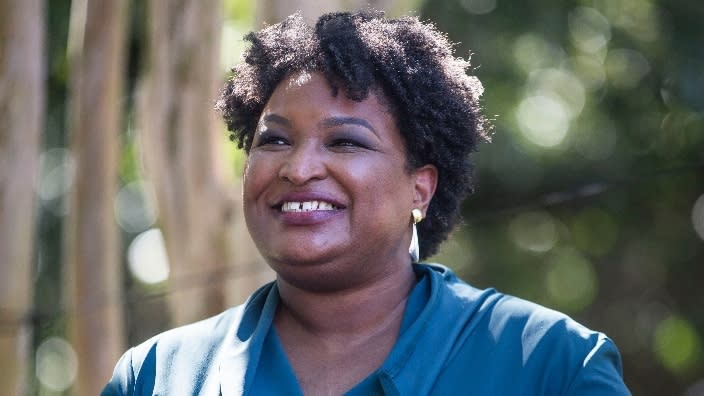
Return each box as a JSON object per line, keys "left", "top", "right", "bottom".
{"left": 267, "top": 256, "right": 366, "bottom": 293}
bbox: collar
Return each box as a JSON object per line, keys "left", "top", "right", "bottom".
{"left": 217, "top": 264, "right": 498, "bottom": 396}
{"left": 376, "top": 264, "right": 499, "bottom": 395}
{"left": 219, "top": 283, "right": 279, "bottom": 396}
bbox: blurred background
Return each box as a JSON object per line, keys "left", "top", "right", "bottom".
{"left": 1, "top": 0, "right": 702, "bottom": 395}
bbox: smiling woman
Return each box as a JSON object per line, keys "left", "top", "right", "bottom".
{"left": 102, "top": 10, "right": 631, "bottom": 396}
{"left": 243, "top": 72, "right": 433, "bottom": 294}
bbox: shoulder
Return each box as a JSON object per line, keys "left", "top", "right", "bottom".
{"left": 101, "top": 282, "right": 276, "bottom": 396}
{"left": 419, "top": 263, "right": 630, "bottom": 395}
{"left": 132, "top": 305, "right": 242, "bottom": 367}
{"left": 421, "top": 262, "right": 607, "bottom": 350}
{"left": 479, "top": 294, "right": 629, "bottom": 394}
{"left": 101, "top": 306, "right": 244, "bottom": 396}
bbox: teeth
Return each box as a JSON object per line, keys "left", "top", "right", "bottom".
{"left": 281, "top": 200, "right": 337, "bottom": 212}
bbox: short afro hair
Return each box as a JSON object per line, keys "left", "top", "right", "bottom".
{"left": 217, "top": 9, "right": 490, "bottom": 260}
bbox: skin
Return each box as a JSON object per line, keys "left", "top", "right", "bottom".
{"left": 243, "top": 71, "right": 437, "bottom": 395}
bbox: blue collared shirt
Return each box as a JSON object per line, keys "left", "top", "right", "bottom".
{"left": 102, "top": 263, "right": 631, "bottom": 395}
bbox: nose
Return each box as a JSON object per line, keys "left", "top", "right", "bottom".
{"left": 278, "top": 143, "right": 326, "bottom": 185}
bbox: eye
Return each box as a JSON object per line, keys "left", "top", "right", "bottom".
{"left": 253, "top": 131, "right": 290, "bottom": 148}
{"left": 331, "top": 138, "right": 364, "bottom": 148}
{"left": 261, "top": 136, "right": 289, "bottom": 145}
{"left": 327, "top": 132, "right": 375, "bottom": 152}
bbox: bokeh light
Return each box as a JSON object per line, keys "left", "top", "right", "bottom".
{"left": 570, "top": 55, "right": 606, "bottom": 90}
{"left": 692, "top": 194, "right": 704, "bottom": 241}
{"left": 114, "top": 180, "right": 158, "bottom": 234}
{"left": 654, "top": 315, "right": 703, "bottom": 376}
{"left": 516, "top": 95, "right": 570, "bottom": 147}
{"left": 545, "top": 248, "right": 598, "bottom": 312}
{"left": 513, "top": 34, "right": 565, "bottom": 73}
{"left": 568, "top": 7, "right": 611, "bottom": 54}
{"left": 459, "top": 0, "right": 497, "bottom": 15}
{"left": 604, "top": 301, "right": 653, "bottom": 354}
{"left": 508, "top": 210, "right": 558, "bottom": 253}
{"left": 634, "top": 302, "right": 670, "bottom": 350}
{"left": 570, "top": 207, "right": 619, "bottom": 256}
{"left": 595, "top": 0, "right": 660, "bottom": 42}
{"left": 621, "top": 239, "right": 666, "bottom": 289}
{"left": 127, "top": 228, "right": 170, "bottom": 284}
{"left": 605, "top": 48, "right": 650, "bottom": 89}
{"left": 36, "top": 148, "right": 75, "bottom": 216}
{"left": 35, "top": 337, "right": 78, "bottom": 392}
{"left": 683, "top": 379, "right": 704, "bottom": 396}
{"left": 527, "top": 68, "right": 586, "bottom": 118}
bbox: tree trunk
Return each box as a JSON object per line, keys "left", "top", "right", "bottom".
{"left": 0, "top": 0, "right": 44, "bottom": 393}
{"left": 64, "top": 0, "right": 127, "bottom": 394}
{"left": 138, "top": 0, "right": 270, "bottom": 327}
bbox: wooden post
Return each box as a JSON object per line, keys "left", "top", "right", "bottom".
{"left": 64, "top": 0, "right": 127, "bottom": 394}
{"left": 0, "top": 0, "right": 44, "bottom": 393}
{"left": 138, "top": 0, "right": 247, "bottom": 326}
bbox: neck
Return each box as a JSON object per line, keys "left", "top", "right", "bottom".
{"left": 275, "top": 262, "right": 417, "bottom": 339}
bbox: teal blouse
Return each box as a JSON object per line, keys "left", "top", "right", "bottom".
{"left": 102, "top": 263, "right": 631, "bottom": 395}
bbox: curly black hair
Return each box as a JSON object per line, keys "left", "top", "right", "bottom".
{"left": 216, "top": 9, "right": 490, "bottom": 260}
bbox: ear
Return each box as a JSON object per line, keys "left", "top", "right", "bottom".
{"left": 411, "top": 164, "right": 438, "bottom": 216}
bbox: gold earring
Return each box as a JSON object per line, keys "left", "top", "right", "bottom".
{"left": 409, "top": 209, "right": 423, "bottom": 262}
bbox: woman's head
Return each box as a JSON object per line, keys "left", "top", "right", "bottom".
{"left": 217, "top": 10, "right": 490, "bottom": 260}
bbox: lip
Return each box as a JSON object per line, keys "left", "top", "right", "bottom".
{"left": 272, "top": 191, "right": 347, "bottom": 210}
{"left": 271, "top": 191, "right": 346, "bottom": 226}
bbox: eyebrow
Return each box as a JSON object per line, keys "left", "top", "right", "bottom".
{"left": 261, "top": 114, "right": 378, "bottom": 137}
{"left": 319, "top": 116, "right": 378, "bottom": 137}
{"left": 261, "top": 113, "right": 291, "bottom": 127}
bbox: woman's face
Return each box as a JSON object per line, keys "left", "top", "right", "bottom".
{"left": 243, "top": 72, "right": 436, "bottom": 290}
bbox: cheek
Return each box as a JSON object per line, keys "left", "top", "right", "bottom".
{"left": 346, "top": 157, "right": 413, "bottom": 205}
{"left": 242, "top": 154, "right": 272, "bottom": 203}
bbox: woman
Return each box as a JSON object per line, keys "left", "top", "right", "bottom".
{"left": 103, "top": 10, "right": 630, "bottom": 395}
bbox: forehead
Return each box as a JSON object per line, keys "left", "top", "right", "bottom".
{"left": 263, "top": 71, "right": 398, "bottom": 131}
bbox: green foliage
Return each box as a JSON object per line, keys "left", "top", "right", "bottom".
{"left": 223, "top": 0, "right": 254, "bottom": 22}
{"left": 654, "top": 315, "right": 703, "bottom": 376}
{"left": 119, "top": 115, "right": 141, "bottom": 184}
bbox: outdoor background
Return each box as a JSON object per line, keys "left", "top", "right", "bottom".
{"left": 1, "top": 0, "right": 703, "bottom": 395}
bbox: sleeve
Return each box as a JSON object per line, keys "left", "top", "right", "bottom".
{"left": 565, "top": 336, "right": 632, "bottom": 396}
{"left": 100, "top": 348, "right": 135, "bottom": 396}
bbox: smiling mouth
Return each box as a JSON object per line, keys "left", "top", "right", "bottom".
{"left": 280, "top": 200, "right": 340, "bottom": 212}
